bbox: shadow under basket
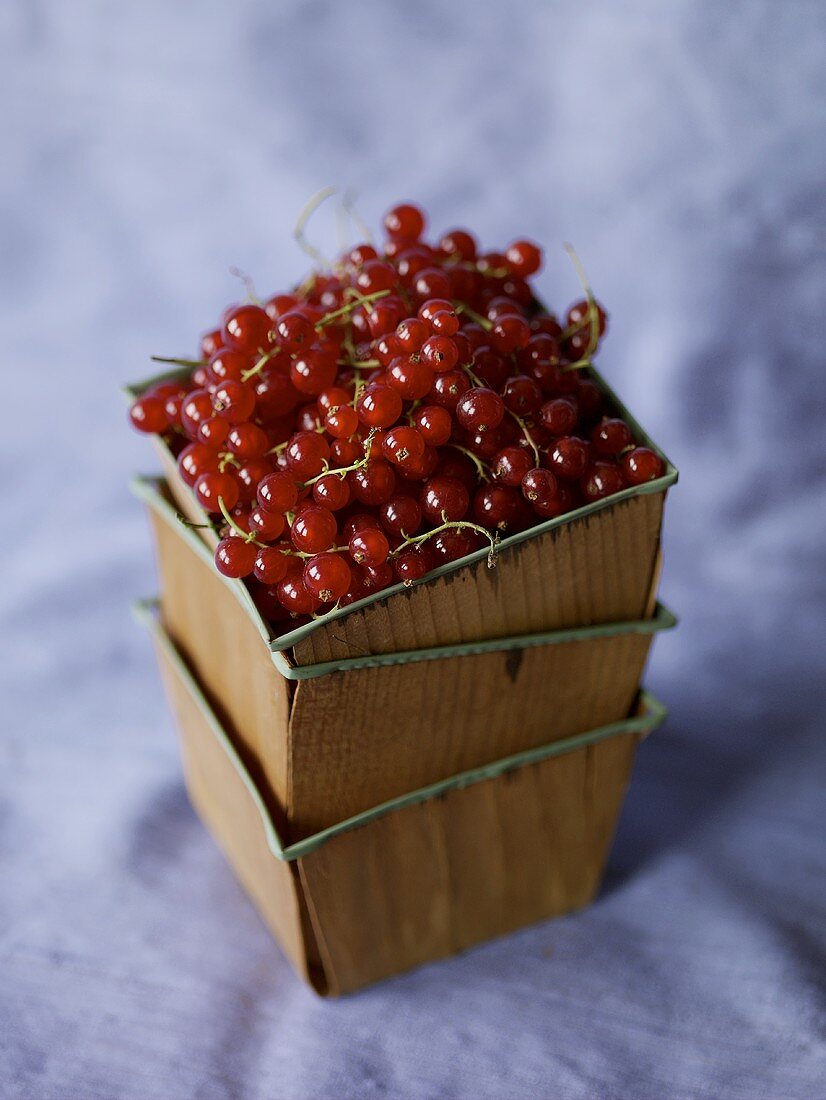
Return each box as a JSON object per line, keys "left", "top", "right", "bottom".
{"left": 126, "top": 364, "right": 677, "bottom": 666}
{"left": 134, "top": 476, "right": 676, "bottom": 840}
{"left": 136, "top": 602, "right": 667, "bottom": 996}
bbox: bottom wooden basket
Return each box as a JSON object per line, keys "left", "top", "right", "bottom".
{"left": 136, "top": 602, "right": 667, "bottom": 996}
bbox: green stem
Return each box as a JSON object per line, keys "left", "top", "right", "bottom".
{"left": 316, "top": 289, "right": 390, "bottom": 329}
{"left": 454, "top": 302, "right": 492, "bottom": 331}
{"left": 508, "top": 410, "right": 540, "bottom": 466}
{"left": 218, "top": 497, "right": 266, "bottom": 547}
{"left": 151, "top": 355, "right": 207, "bottom": 369}
{"left": 241, "top": 346, "right": 280, "bottom": 382}
{"left": 389, "top": 518, "right": 499, "bottom": 569}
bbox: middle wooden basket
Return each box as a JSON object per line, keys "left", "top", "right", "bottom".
{"left": 135, "top": 476, "right": 675, "bottom": 841}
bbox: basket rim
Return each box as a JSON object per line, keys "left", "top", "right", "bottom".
{"left": 133, "top": 475, "right": 677, "bottom": 679}
{"left": 135, "top": 599, "right": 668, "bottom": 862}
{"left": 126, "top": 362, "right": 677, "bottom": 652}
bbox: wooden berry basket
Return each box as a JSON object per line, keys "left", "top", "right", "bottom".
{"left": 133, "top": 475, "right": 675, "bottom": 840}
{"left": 126, "top": 364, "right": 677, "bottom": 666}
{"left": 136, "top": 600, "right": 667, "bottom": 995}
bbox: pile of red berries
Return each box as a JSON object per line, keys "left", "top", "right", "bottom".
{"left": 130, "top": 202, "right": 664, "bottom": 630}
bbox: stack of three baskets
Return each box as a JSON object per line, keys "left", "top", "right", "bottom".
{"left": 130, "top": 365, "right": 677, "bottom": 996}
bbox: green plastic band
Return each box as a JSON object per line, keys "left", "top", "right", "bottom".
{"left": 133, "top": 600, "right": 668, "bottom": 862}
{"left": 126, "top": 363, "right": 677, "bottom": 655}
{"left": 132, "top": 476, "right": 677, "bottom": 680}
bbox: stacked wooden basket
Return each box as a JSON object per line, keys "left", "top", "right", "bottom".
{"left": 130, "top": 366, "right": 677, "bottom": 996}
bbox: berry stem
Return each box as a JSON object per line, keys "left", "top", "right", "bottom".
{"left": 389, "top": 519, "right": 500, "bottom": 569}
{"left": 300, "top": 429, "right": 378, "bottom": 487}
{"left": 151, "top": 355, "right": 208, "bottom": 368}
{"left": 445, "top": 443, "right": 490, "bottom": 481}
{"left": 294, "top": 186, "right": 337, "bottom": 269}
{"left": 563, "top": 243, "right": 600, "bottom": 358}
{"left": 241, "top": 346, "right": 280, "bottom": 382}
{"left": 217, "top": 497, "right": 267, "bottom": 547}
{"left": 454, "top": 303, "right": 492, "bottom": 332}
{"left": 316, "top": 289, "right": 391, "bottom": 329}
{"left": 508, "top": 410, "right": 540, "bottom": 466}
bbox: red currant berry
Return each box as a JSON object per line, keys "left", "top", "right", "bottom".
{"left": 539, "top": 398, "right": 579, "bottom": 436}
{"left": 473, "top": 484, "right": 531, "bottom": 533}
{"left": 349, "top": 527, "right": 390, "bottom": 567}
{"left": 180, "top": 389, "right": 214, "bottom": 438}
{"left": 249, "top": 505, "right": 286, "bottom": 541}
{"left": 313, "top": 473, "right": 351, "bottom": 511}
{"left": 285, "top": 431, "right": 330, "bottom": 480}
{"left": 212, "top": 380, "right": 256, "bottom": 423}
{"left": 421, "top": 335, "right": 458, "bottom": 372}
{"left": 129, "top": 394, "right": 168, "bottom": 434}
{"left": 412, "top": 268, "right": 451, "bottom": 302}
{"left": 428, "top": 369, "right": 471, "bottom": 411}
{"left": 290, "top": 348, "right": 338, "bottom": 396}
{"left": 418, "top": 298, "right": 454, "bottom": 324}
{"left": 227, "top": 422, "right": 269, "bottom": 458}
{"left": 491, "top": 446, "right": 534, "bottom": 487}
{"left": 214, "top": 536, "right": 257, "bottom": 578}
{"left": 456, "top": 388, "right": 506, "bottom": 433}
{"left": 591, "top": 418, "right": 633, "bottom": 456}
{"left": 324, "top": 403, "right": 359, "bottom": 439}
{"left": 356, "top": 384, "right": 403, "bottom": 429}
{"left": 276, "top": 311, "right": 315, "bottom": 352}
{"left": 521, "top": 467, "right": 558, "bottom": 506}
{"left": 439, "top": 228, "right": 477, "bottom": 261}
{"left": 431, "top": 527, "right": 487, "bottom": 563}
{"left": 388, "top": 356, "right": 435, "bottom": 400}
{"left": 178, "top": 443, "right": 220, "bottom": 487}
{"left": 222, "top": 304, "right": 272, "bottom": 354}
{"left": 380, "top": 494, "right": 422, "bottom": 538}
{"left": 384, "top": 203, "right": 426, "bottom": 241}
{"left": 393, "top": 544, "right": 434, "bottom": 584}
{"left": 303, "top": 553, "right": 351, "bottom": 603}
{"left": 621, "top": 447, "right": 664, "bottom": 485}
{"left": 345, "top": 244, "right": 378, "bottom": 269}
{"left": 504, "top": 240, "right": 543, "bottom": 277}
{"left": 381, "top": 425, "right": 426, "bottom": 466}
{"left": 276, "top": 575, "right": 317, "bottom": 616}
{"left": 351, "top": 459, "right": 396, "bottom": 506}
{"left": 412, "top": 405, "right": 453, "bottom": 446}
{"left": 197, "top": 416, "right": 230, "bottom": 448}
{"left": 208, "top": 348, "right": 250, "bottom": 384}
{"left": 200, "top": 328, "right": 223, "bottom": 358}
{"left": 194, "top": 471, "right": 240, "bottom": 513}
{"left": 253, "top": 545, "right": 289, "bottom": 585}
{"left": 368, "top": 297, "right": 406, "bottom": 338}
{"left": 356, "top": 260, "right": 398, "bottom": 295}
{"left": 421, "top": 476, "right": 470, "bottom": 524}
{"left": 548, "top": 436, "right": 590, "bottom": 481}
{"left": 291, "top": 505, "right": 337, "bottom": 554}
{"left": 502, "top": 375, "right": 542, "bottom": 416}
{"left": 490, "top": 314, "right": 531, "bottom": 354}
{"left": 582, "top": 462, "right": 624, "bottom": 501}
{"left": 257, "top": 470, "right": 298, "bottom": 514}
{"left": 567, "top": 298, "right": 608, "bottom": 337}
{"left": 395, "top": 318, "right": 429, "bottom": 353}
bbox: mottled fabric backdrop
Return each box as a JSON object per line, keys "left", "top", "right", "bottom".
{"left": 1, "top": 2, "right": 824, "bottom": 1098}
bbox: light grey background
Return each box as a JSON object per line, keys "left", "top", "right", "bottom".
{"left": 1, "top": 2, "right": 825, "bottom": 1098}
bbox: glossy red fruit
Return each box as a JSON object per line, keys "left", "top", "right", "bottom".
{"left": 349, "top": 527, "right": 390, "bottom": 567}
{"left": 421, "top": 476, "right": 470, "bottom": 524}
{"left": 379, "top": 494, "right": 422, "bottom": 538}
{"left": 207, "top": 348, "right": 249, "bottom": 384}
{"left": 621, "top": 447, "right": 664, "bottom": 485}
{"left": 356, "top": 384, "right": 403, "bottom": 429}
{"left": 429, "top": 310, "right": 460, "bottom": 337}
{"left": 420, "top": 335, "right": 458, "bottom": 372}
{"left": 197, "top": 416, "right": 230, "bottom": 448}
{"left": 275, "top": 311, "right": 316, "bottom": 351}
{"left": 215, "top": 536, "right": 257, "bottom": 578}
{"left": 178, "top": 443, "right": 220, "bottom": 487}
{"left": 382, "top": 425, "right": 425, "bottom": 466}
{"left": 502, "top": 376, "right": 542, "bottom": 416}
{"left": 504, "top": 239, "right": 543, "bottom": 277}
{"left": 356, "top": 260, "right": 398, "bottom": 295}
{"left": 257, "top": 471, "right": 298, "bottom": 514}
{"left": 548, "top": 436, "right": 590, "bottom": 481}
{"left": 290, "top": 348, "right": 338, "bottom": 396}
{"left": 212, "top": 380, "right": 257, "bottom": 423}
{"left": 455, "top": 388, "right": 505, "bottom": 433}
{"left": 540, "top": 398, "right": 579, "bottom": 436}
{"left": 567, "top": 298, "right": 608, "bottom": 337}
{"left": 412, "top": 267, "right": 452, "bottom": 302}
{"left": 194, "top": 471, "right": 240, "bottom": 513}
{"left": 222, "top": 304, "right": 272, "bottom": 354}
{"left": 393, "top": 543, "right": 434, "bottom": 583}
{"left": 428, "top": 370, "right": 471, "bottom": 411}
{"left": 226, "top": 422, "right": 269, "bottom": 458}
{"left": 395, "top": 317, "right": 429, "bottom": 353}
{"left": 384, "top": 203, "right": 426, "bottom": 240}
{"left": 313, "top": 473, "right": 351, "bottom": 511}
{"left": 303, "top": 553, "right": 352, "bottom": 603}
{"left": 491, "top": 446, "right": 534, "bottom": 487}
{"left": 291, "top": 505, "right": 337, "bottom": 554}
{"left": 129, "top": 394, "right": 168, "bottom": 433}
{"left": 591, "top": 418, "right": 633, "bottom": 456}
{"left": 388, "top": 356, "right": 435, "bottom": 400}
{"left": 521, "top": 467, "right": 558, "bottom": 507}
{"left": 180, "top": 389, "right": 215, "bottom": 437}
{"left": 582, "top": 462, "right": 624, "bottom": 501}
{"left": 473, "top": 484, "right": 532, "bottom": 532}
{"left": 276, "top": 575, "right": 317, "bottom": 616}
{"left": 431, "top": 527, "right": 487, "bottom": 563}
{"left": 324, "top": 403, "right": 359, "bottom": 439}
{"left": 439, "top": 228, "right": 477, "bottom": 261}
{"left": 490, "top": 314, "right": 531, "bottom": 354}
{"left": 249, "top": 505, "right": 286, "bottom": 541}
{"left": 351, "top": 459, "right": 396, "bottom": 506}
{"left": 285, "top": 431, "right": 330, "bottom": 480}
{"left": 200, "top": 328, "right": 223, "bottom": 358}
{"left": 413, "top": 405, "right": 452, "bottom": 447}
{"left": 253, "top": 545, "right": 289, "bottom": 584}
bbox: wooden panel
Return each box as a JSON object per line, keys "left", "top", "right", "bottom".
{"left": 287, "top": 632, "right": 653, "bottom": 837}
{"left": 298, "top": 733, "right": 641, "bottom": 995}
{"left": 293, "top": 492, "right": 666, "bottom": 665}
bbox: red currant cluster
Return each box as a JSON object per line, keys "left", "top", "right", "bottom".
{"left": 130, "top": 202, "right": 664, "bottom": 630}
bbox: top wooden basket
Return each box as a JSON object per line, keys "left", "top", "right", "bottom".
{"left": 127, "top": 364, "right": 676, "bottom": 667}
